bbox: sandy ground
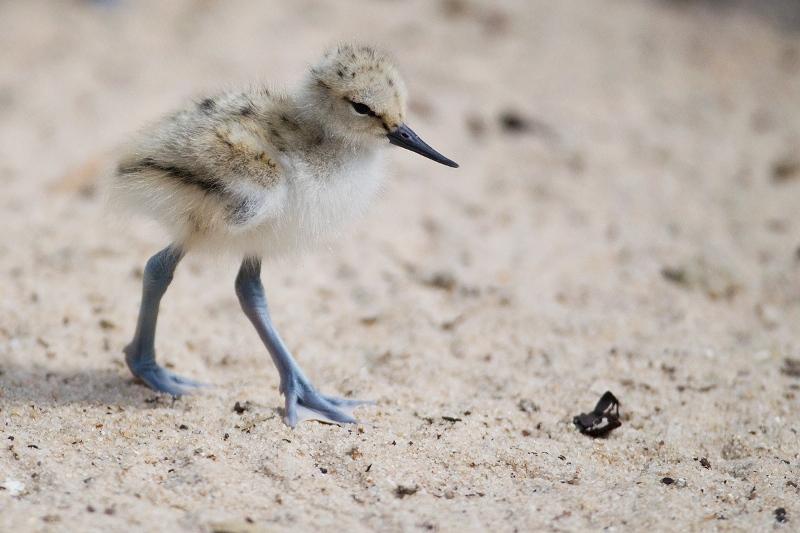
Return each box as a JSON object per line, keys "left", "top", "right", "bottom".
{"left": 1, "top": 0, "right": 799, "bottom": 531}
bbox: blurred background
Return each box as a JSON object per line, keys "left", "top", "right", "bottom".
{"left": 1, "top": 1, "right": 799, "bottom": 531}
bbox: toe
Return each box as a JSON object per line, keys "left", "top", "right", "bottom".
{"left": 294, "top": 402, "right": 358, "bottom": 425}
{"left": 139, "top": 372, "right": 188, "bottom": 397}
{"left": 130, "top": 364, "right": 203, "bottom": 397}
{"left": 284, "top": 393, "right": 299, "bottom": 427}
{"left": 167, "top": 371, "right": 207, "bottom": 388}
{"left": 323, "top": 395, "right": 374, "bottom": 408}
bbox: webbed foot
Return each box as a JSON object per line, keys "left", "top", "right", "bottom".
{"left": 282, "top": 375, "right": 371, "bottom": 427}
{"left": 125, "top": 345, "right": 204, "bottom": 397}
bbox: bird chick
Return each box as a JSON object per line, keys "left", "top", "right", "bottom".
{"left": 110, "top": 43, "right": 458, "bottom": 427}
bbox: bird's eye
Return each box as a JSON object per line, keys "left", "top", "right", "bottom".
{"left": 350, "top": 101, "right": 373, "bottom": 115}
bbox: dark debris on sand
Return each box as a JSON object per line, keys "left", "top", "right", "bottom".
{"left": 573, "top": 391, "right": 622, "bottom": 437}
{"left": 781, "top": 359, "right": 800, "bottom": 378}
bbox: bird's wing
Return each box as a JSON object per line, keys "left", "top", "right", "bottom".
{"left": 111, "top": 96, "right": 290, "bottom": 237}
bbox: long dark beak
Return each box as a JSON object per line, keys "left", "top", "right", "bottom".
{"left": 387, "top": 124, "right": 459, "bottom": 168}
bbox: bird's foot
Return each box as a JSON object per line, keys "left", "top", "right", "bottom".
{"left": 125, "top": 345, "right": 205, "bottom": 397}
{"left": 282, "top": 375, "right": 372, "bottom": 427}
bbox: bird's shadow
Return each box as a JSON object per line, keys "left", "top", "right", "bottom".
{"left": 0, "top": 362, "right": 288, "bottom": 420}
{"left": 0, "top": 362, "right": 182, "bottom": 409}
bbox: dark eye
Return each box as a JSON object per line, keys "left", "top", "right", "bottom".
{"left": 350, "top": 101, "right": 373, "bottom": 115}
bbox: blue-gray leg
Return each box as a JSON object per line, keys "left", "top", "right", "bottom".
{"left": 235, "top": 257, "right": 368, "bottom": 427}
{"left": 124, "top": 245, "right": 203, "bottom": 396}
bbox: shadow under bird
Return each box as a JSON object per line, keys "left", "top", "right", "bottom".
{"left": 110, "top": 43, "right": 458, "bottom": 427}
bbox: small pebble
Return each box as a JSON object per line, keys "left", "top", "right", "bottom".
{"left": 395, "top": 485, "right": 418, "bottom": 498}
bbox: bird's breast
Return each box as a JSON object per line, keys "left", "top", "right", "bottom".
{"left": 280, "top": 149, "right": 386, "bottom": 242}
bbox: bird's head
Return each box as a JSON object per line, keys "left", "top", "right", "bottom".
{"left": 303, "top": 43, "right": 458, "bottom": 168}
